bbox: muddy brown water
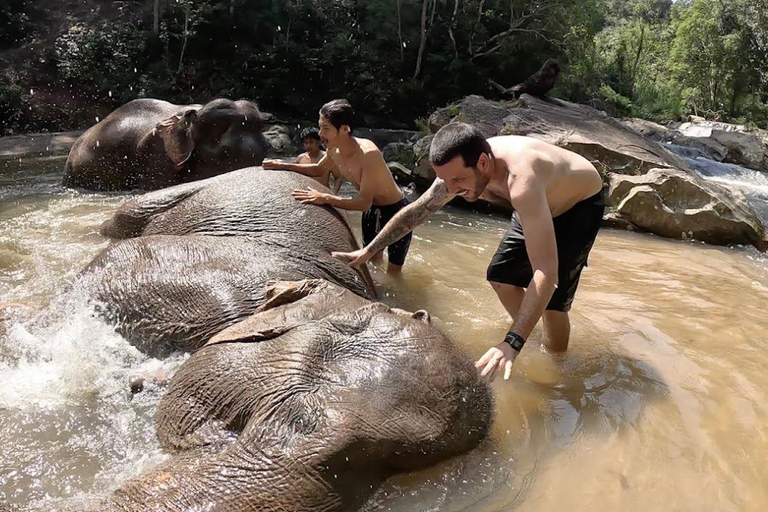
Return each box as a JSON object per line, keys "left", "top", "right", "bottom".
{"left": 1, "top": 159, "right": 767, "bottom": 511}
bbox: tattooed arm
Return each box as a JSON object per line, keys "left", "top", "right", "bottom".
{"left": 331, "top": 178, "right": 455, "bottom": 267}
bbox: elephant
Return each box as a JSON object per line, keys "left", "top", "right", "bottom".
{"left": 108, "top": 279, "right": 493, "bottom": 511}
{"left": 63, "top": 98, "right": 271, "bottom": 191}
{"left": 78, "top": 168, "right": 374, "bottom": 357}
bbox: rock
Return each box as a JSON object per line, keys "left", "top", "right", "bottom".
{"left": 382, "top": 142, "right": 415, "bottom": 167}
{"left": 426, "top": 94, "right": 690, "bottom": 175}
{"left": 710, "top": 130, "right": 768, "bottom": 173}
{"left": 502, "top": 95, "right": 692, "bottom": 175}
{"left": 428, "top": 95, "right": 510, "bottom": 137}
{"left": 602, "top": 211, "right": 637, "bottom": 231}
{"left": 619, "top": 118, "right": 674, "bottom": 141}
{"left": 263, "top": 124, "right": 295, "bottom": 155}
{"left": 412, "top": 135, "right": 435, "bottom": 182}
{"left": 354, "top": 127, "right": 420, "bottom": 149}
{"left": 0, "top": 130, "right": 83, "bottom": 160}
{"left": 668, "top": 134, "right": 728, "bottom": 162}
{"left": 608, "top": 168, "right": 766, "bottom": 249}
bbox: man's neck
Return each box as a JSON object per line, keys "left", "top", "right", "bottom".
{"left": 336, "top": 135, "right": 358, "bottom": 157}
{"left": 484, "top": 156, "right": 508, "bottom": 194}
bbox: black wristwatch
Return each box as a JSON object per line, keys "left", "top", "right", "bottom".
{"left": 503, "top": 331, "right": 526, "bottom": 352}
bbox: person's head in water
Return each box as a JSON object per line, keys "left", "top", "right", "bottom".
{"left": 300, "top": 127, "right": 322, "bottom": 157}
{"left": 430, "top": 122, "right": 493, "bottom": 201}
{"left": 318, "top": 99, "right": 354, "bottom": 149}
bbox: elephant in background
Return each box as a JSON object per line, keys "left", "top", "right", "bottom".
{"left": 109, "top": 279, "right": 493, "bottom": 511}
{"left": 63, "top": 98, "right": 271, "bottom": 191}
{"left": 78, "top": 169, "right": 374, "bottom": 357}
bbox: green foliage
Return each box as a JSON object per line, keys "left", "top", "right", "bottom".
{"left": 3, "top": 0, "right": 768, "bottom": 131}
{"left": 55, "top": 22, "right": 148, "bottom": 102}
{"left": 0, "top": 80, "right": 31, "bottom": 135}
{"left": 0, "top": 0, "right": 32, "bottom": 48}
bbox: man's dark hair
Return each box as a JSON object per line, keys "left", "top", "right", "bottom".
{"left": 319, "top": 99, "right": 354, "bottom": 133}
{"left": 430, "top": 122, "right": 492, "bottom": 168}
{"left": 300, "top": 127, "right": 321, "bottom": 141}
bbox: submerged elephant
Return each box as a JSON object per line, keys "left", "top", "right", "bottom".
{"left": 78, "top": 169, "right": 373, "bottom": 357}
{"left": 109, "top": 279, "right": 493, "bottom": 511}
{"left": 63, "top": 98, "right": 271, "bottom": 191}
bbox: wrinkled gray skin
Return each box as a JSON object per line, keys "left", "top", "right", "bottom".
{"left": 63, "top": 98, "right": 271, "bottom": 191}
{"left": 109, "top": 279, "right": 493, "bottom": 512}
{"left": 79, "top": 169, "right": 375, "bottom": 357}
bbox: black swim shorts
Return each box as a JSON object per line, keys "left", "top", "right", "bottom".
{"left": 362, "top": 197, "right": 412, "bottom": 266}
{"left": 486, "top": 190, "right": 604, "bottom": 312}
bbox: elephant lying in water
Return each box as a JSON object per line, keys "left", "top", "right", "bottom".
{"left": 75, "top": 169, "right": 492, "bottom": 510}
{"left": 79, "top": 169, "right": 374, "bottom": 357}
{"left": 63, "top": 98, "right": 271, "bottom": 191}
{"left": 110, "top": 279, "right": 493, "bottom": 511}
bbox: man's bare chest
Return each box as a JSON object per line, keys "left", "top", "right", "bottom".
{"left": 333, "top": 153, "right": 363, "bottom": 185}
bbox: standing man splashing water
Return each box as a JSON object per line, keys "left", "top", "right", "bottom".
{"left": 263, "top": 99, "right": 411, "bottom": 273}
{"left": 333, "top": 123, "right": 604, "bottom": 381}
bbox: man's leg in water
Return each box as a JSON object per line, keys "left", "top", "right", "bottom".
{"left": 489, "top": 281, "right": 525, "bottom": 319}
{"left": 542, "top": 311, "right": 570, "bottom": 352}
{"left": 491, "top": 281, "right": 571, "bottom": 350}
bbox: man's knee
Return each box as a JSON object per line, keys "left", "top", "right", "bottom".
{"left": 489, "top": 280, "right": 522, "bottom": 294}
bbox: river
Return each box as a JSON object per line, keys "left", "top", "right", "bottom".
{"left": 1, "top": 156, "right": 767, "bottom": 511}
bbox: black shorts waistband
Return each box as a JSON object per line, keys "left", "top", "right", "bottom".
{"left": 369, "top": 196, "right": 408, "bottom": 215}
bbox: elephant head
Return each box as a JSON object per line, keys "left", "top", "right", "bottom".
{"left": 109, "top": 279, "right": 493, "bottom": 511}
{"left": 154, "top": 98, "right": 270, "bottom": 182}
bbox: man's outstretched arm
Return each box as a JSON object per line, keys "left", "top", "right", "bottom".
{"left": 332, "top": 178, "right": 455, "bottom": 267}
{"left": 263, "top": 154, "right": 334, "bottom": 178}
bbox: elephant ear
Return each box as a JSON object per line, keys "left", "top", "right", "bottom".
{"left": 207, "top": 279, "right": 370, "bottom": 346}
{"left": 155, "top": 109, "right": 197, "bottom": 169}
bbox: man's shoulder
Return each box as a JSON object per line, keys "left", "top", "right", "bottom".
{"left": 354, "top": 137, "right": 383, "bottom": 156}
{"left": 296, "top": 152, "right": 310, "bottom": 163}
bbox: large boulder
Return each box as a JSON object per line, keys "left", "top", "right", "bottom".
{"left": 608, "top": 168, "right": 767, "bottom": 249}
{"left": 619, "top": 118, "right": 674, "bottom": 142}
{"left": 429, "top": 95, "right": 511, "bottom": 137}
{"left": 427, "top": 94, "right": 690, "bottom": 175}
{"left": 263, "top": 124, "right": 295, "bottom": 156}
{"left": 354, "top": 127, "right": 420, "bottom": 149}
{"left": 709, "top": 130, "right": 768, "bottom": 173}
{"left": 501, "top": 95, "right": 691, "bottom": 174}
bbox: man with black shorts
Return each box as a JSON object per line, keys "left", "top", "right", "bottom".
{"left": 264, "top": 100, "right": 411, "bottom": 273}
{"left": 333, "top": 122, "right": 604, "bottom": 380}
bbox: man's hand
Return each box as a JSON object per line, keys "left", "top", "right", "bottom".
{"left": 262, "top": 159, "right": 285, "bottom": 170}
{"left": 292, "top": 188, "right": 328, "bottom": 205}
{"left": 474, "top": 342, "right": 518, "bottom": 382}
{"left": 331, "top": 247, "right": 372, "bottom": 268}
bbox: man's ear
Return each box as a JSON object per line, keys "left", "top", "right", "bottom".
{"left": 478, "top": 152, "right": 491, "bottom": 171}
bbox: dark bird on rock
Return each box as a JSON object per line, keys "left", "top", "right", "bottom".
{"left": 489, "top": 59, "right": 561, "bottom": 99}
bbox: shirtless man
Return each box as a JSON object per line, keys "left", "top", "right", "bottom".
{"left": 333, "top": 122, "right": 604, "bottom": 381}
{"left": 263, "top": 99, "right": 411, "bottom": 273}
{"left": 294, "top": 127, "right": 334, "bottom": 188}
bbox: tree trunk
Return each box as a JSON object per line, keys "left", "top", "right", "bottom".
{"left": 396, "top": 0, "right": 404, "bottom": 61}
{"left": 629, "top": 23, "right": 645, "bottom": 96}
{"left": 448, "top": 0, "right": 460, "bottom": 59}
{"left": 414, "top": 0, "right": 431, "bottom": 78}
{"left": 177, "top": 5, "right": 189, "bottom": 74}
{"left": 469, "top": 0, "right": 486, "bottom": 56}
{"left": 153, "top": 0, "right": 160, "bottom": 34}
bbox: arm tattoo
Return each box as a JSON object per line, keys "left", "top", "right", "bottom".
{"left": 366, "top": 179, "right": 454, "bottom": 255}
